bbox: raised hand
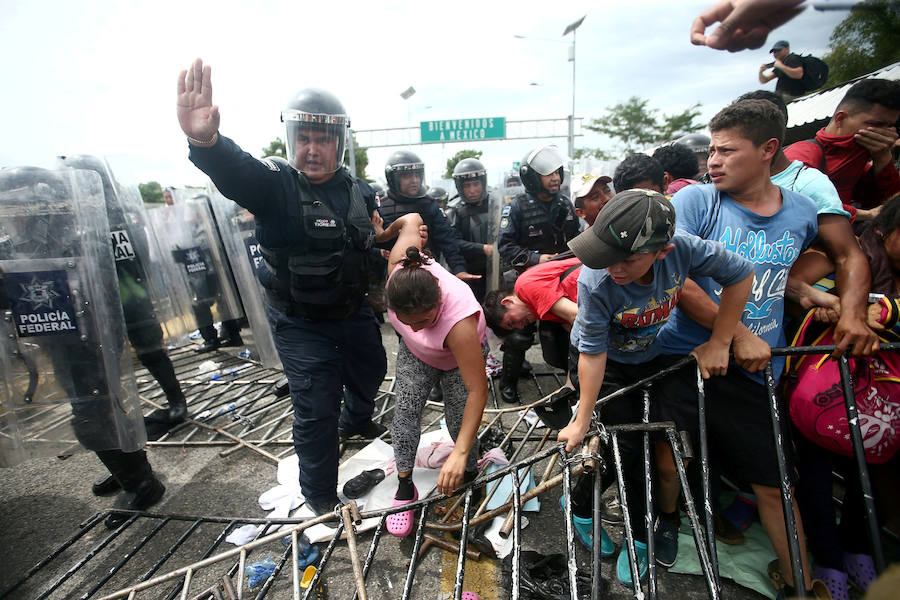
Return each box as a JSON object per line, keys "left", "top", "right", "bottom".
{"left": 691, "top": 0, "right": 805, "bottom": 52}
{"left": 177, "top": 58, "right": 220, "bottom": 145}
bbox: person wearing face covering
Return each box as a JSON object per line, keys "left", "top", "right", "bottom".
{"left": 785, "top": 79, "right": 900, "bottom": 224}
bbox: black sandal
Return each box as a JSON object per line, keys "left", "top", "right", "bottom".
{"left": 342, "top": 468, "right": 386, "bottom": 499}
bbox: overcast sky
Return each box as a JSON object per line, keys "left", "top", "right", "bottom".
{"left": 0, "top": 0, "right": 849, "bottom": 190}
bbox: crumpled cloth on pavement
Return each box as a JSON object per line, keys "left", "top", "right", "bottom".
{"left": 383, "top": 440, "right": 509, "bottom": 472}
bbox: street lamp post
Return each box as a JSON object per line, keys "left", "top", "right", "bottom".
{"left": 563, "top": 16, "right": 585, "bottom": 170}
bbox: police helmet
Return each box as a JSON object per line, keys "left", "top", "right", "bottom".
{"left": 519, "top": 145, "right": 564, "bottom": 197}
{"left": 385, "top": 150, "right": 426, "bottom": 201}
{"left": 425, "top": 186, "right": 448, "bottom": 205}
{"left": 674, "top": 133, "right": 711, "bottom": 156}
{"left": 452, "top": 158, "right": 488, "bottom": 204}
{"left": 281, "top": 88, "right": 349, "bottom": 178}
{"left": 57, "top": 154, "right": 130, "bottom": 230}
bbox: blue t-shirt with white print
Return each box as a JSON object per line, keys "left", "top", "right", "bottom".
{"left": 571, "top": 231, "right": 753, "bottom": 365}
{"left": 657, "top": 183, "right": 818, "bottom": 382}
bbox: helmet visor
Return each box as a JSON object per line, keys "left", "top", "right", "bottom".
{"left": 390, "top": 161, "right": 426, "bottom": 198}
{"left": 283, "top": 110, "right": 348, "bottom": 179}
{"left": 526, "top": 145, "right": 564, "bottom": 176}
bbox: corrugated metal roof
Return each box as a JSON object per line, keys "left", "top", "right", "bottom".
{"left": 787, "top": 61, "right": 900, "bottom": 128}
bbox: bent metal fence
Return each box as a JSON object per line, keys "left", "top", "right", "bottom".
{"left": 1, "top": 344, "right": 895, "bottom": 600}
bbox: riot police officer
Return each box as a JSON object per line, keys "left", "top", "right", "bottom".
{"left": 56, "top": 155, "right": 188, "bottom": 430}
{"left": 379, "top": 150, "right": 469, "bottom": 276}
{"left": 0, "top": 166, "right": 164, "bottom": 528}
{"left": 497, "top": 145, "right": 579, "bottom": 403}
{"left": 176, "top": 59, "right": 387, "bottom": 516}
{"left": 425, "top": 186, "right": 449, "bottom": 210}
{"left": 446, "top": 158, "right": 496, "bottom": 302}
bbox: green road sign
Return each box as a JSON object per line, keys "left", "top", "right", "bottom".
{"left": 420, "top": 118, "right": 505, "bottom": 143}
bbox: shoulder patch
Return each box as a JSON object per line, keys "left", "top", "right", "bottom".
{"left": 501, "top": 205, "right": 511, "bottom": 217}
{"left": 258, "top": 158, "right": 280, "bottom": 172}
{"left": 500, "top": 217, "right": 509, "bottom": 229}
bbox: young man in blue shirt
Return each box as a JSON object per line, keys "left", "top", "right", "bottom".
{"left": 654, "top": 99, "right": 820, "bottom": 598}
{"left": 559, "top": 188, "right": 754, "bottom": 587}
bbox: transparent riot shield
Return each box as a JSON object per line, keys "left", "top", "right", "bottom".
{"left": 0, "top": 167, "right": 143, "bottom": 467}
{"left": 147, "top": 198, "right": 244, "bottom": 345}
{"left": 485, "top": 191, "right": 504, "bottom": 295}
{"left": 56, "top": 155, "right": 192, "bottom": 351}
{"left": 207, "top": 186, "right": 281, "bottom": 368}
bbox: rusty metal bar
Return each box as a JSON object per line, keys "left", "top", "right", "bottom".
{"left": 341, "top": 502, "right": 369, "bottom": 600}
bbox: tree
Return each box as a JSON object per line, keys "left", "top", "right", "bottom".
{"left": 822, "top": 1, "right": 900, "bottom": 86}
{"left": 139, "top": 181, "right": 163, "bottom": 203}
{"left": 261, "top": 137, "right": 286, "bottom": 159}
{"left": 577, "top": 97, "right": 704, "bottom": 160}
{"left": 352, "top": 135, "right": 371, "bottom": 182}
{"left": 444, "top": 149, "right": 483, "bottom": 179}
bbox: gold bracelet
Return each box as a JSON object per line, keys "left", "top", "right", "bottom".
{"left": 187, "top": 132, "right": 218, "bottom": 146}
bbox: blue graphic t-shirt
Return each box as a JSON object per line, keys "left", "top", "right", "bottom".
{"left": 657, "top": 184, "right": 818, "bottom": 382}
{"left": 571, "top": 231, "right": 753, "bottom": 365}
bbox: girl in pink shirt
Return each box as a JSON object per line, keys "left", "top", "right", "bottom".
{"left": 380, "top": 213, "right": 488, "bottom": 537}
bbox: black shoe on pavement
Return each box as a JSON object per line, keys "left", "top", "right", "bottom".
{"left": 343, "top": 469, "right": 386, "bottom": 499}
{"left": 500, "top": 384, "right": 520, "bottom": 404}
{"left": 105, "top": 474, "right": 166, "bottom": 529}
{"left": 273, "top": 377, "right": 290, "bottom": 398}
{"left": 194, "top": 339, "right": 220, "bottom": 353}
{"left": 307, "top": 497, "right": 341, "bottom": 517}
{"left": 92, "top": 473, "right": 121, "bottom": 496}
{"left": 338, "top": 420, "right": 388, "bottom": 442}
{"left": 218, "top": 334, "right": 244, "bottom": 347}
{"left": 654, "top": 517, "right": 680, "bottom": 568}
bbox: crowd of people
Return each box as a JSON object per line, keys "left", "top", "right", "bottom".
{"left": 175, "top": 53, "right": 900, "bottom": 599}
{"left": 3, "top": 1, "right": 898, "bottom": 597}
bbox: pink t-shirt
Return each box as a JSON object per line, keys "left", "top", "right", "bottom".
{"left": 388, "top": 260, "right": 486, "bottom": 370}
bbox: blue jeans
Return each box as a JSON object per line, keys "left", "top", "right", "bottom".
{"left": 266, "top": 301, "right": 387, "bottom": 503}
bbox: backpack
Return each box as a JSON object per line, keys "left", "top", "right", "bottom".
{"left": 799, "top": 55, "right": 829, "bottom": 92}
{"left": 785, "top": 310, "right": 900, "bottom": 464}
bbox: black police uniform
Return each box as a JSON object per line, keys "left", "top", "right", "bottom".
{"left": 446, "top": 193, "right": 496, "bottom": 301}
{"left": 497, "top": 191, "right": 579, "bottom": 400}
{"left": 378, "top": 191, "right": 467, "bottom": 274}
{"left": 189, "top": 136, "right": 387, "bottom": 507}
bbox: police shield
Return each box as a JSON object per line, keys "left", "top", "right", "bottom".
{"left": 207, "top": 185, "right": 281, "bottom": 368}
{"left": 0, "top": 167, "right": 144, "bottom": 467}
{"left": 485, "top": 190, "right": 504, "bottom": 294}
{"left": 147, "top": 196, "right": 244, "bottom": 345}
{"left": 56, "top": 155, "right": 192, "bottom": 351}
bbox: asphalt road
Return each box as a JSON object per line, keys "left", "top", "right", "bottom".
{"left": 0, "top": 321, "right": 797, "bottom": 599}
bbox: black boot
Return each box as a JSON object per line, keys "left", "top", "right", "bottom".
{"left": 195, "top": 325, "right": 220, "bottom": 353}
{"left": 141, "top": 351, "right": 187, "bottom": 422}
{"left": 499, "top": 354, "right": 523, "bottom": 404}
{"left": 166, "top": 395, "right": 188, "bottom": 422}
{"left": 96, "top": 449, "right": 166, "bottom": 529}
{"left": 218, "top": 320, "right": 244, "bottom": 347}
{"left": 273, "top": 377, "right": 290, "bottom": 398}
{"left": 92, "top": 472, "right": 121, "bottom": 496}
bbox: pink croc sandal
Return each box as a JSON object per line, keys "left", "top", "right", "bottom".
{"left": 461, "top": 593, "right": 481, "bottom": 600}
{"left": 386, "top": 485, "right": 418, "bottom": 538}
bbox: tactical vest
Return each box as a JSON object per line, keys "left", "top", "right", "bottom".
{"left": 378, "top": 193, "right": 432, "bottom": 223}
{"left": 260, "top": 172, "right": 375, "bottom": 320}
{"left": 451, "top": 200, "right": 491, "bottom": 245}
{"left": 515, "top": 193, "right": 574, "bottom": 254}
